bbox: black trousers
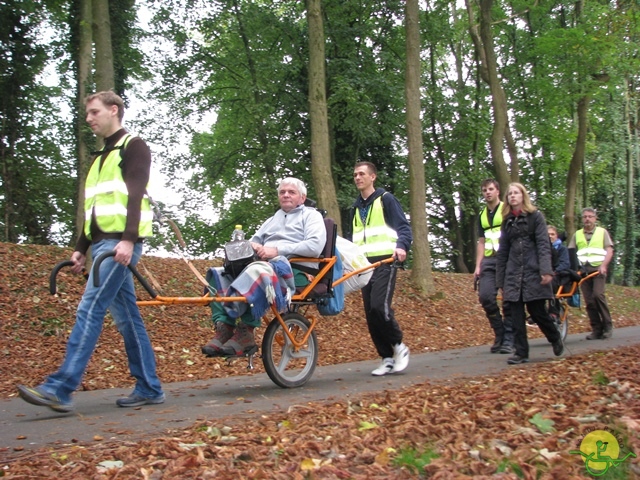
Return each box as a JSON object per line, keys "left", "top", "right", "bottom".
{"left": 361, "top": 261, "right": 403, "bottom": 359}
{"left": 507, "top": 298, "right": 560, "bottom": 359}
{"left": 479, "top": 257, "right": 513, "bottom": 343}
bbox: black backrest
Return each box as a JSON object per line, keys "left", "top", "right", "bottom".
{"left": 320, "top": 217, "right": 338, "bottom": 292}
{"left": 322, "top": 217, "right": 337, "bottom": 259}
{"left": 292, "top": 217, "right": 337, "bottom": 297}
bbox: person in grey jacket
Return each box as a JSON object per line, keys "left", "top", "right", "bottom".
{"left": 496, "top": 183, "right": 564, "bottom": 365}
{"left": 201, "top": 177, "right": 326, "bottom": 357}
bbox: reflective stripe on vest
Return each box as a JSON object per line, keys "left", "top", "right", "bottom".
{"left": 84, "top": 135, "right": 153, "bottom": 240}
{"left": 575, "top": 227, "right": 606, "bottom": 266}
{"left": 352, "top": 196, "right": 398, "bottom": 257}
{"left": 480, "top": 202, "right": 503, "bottom": 256}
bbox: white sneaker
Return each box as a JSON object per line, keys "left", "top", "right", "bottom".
{"left": 371, "top": 358, "right": 394, "bottom": 376}
{"left": 391, "top": 343, "right": 409, "bottom": 373}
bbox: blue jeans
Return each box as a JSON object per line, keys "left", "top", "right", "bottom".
{"left": 41, "top": 239, "right": 163, "bottom": 403}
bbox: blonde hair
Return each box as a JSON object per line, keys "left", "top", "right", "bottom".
{"left": 502, "top": 182, "right": 537, "bottom": 219}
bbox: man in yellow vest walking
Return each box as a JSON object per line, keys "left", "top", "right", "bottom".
{"left": 350, "top": 162, "right": 413, "bottom": 376}
{"left": 17, "top": 91, "right": 164, "bottom": 413}
{"left": 568, "top": 208, "right": 614, "bottom": 339}
{"left": 474, "top": 179, "right": 513, "bottom": 353}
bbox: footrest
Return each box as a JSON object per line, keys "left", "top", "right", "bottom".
{"left": 224, "top": 345, "right": 259, "bottom": 370}
{"left": 223, "top": 345, "right": 259, "bottom": 359}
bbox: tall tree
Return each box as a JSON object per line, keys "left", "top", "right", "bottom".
{"left": 465, "top": 0, "right": 513, "bottom": 189}
{"left": 92, "top": 0, "right": 115, "bottom": 91}
{"left": 306, "top": 0, "right": 341, "bottom": 229}
{"left": 623, "top": 76, "right": 636, "bottom": 286}
{"left": 0, "top": 0, "right": 72, "bottom": 244}
{"left": 73, "top": 0, "right": 94, "bottom": 240}
{"left": 405, "top": 0, "right": 433, "bottom": 294}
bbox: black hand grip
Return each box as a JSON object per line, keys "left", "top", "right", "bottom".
{"left": 93, "top": 250, "right": 157, "bottom": 298}
{"left": 392, "top": 259, "right": 406, "bottom": 270}
{"left": 49, "top": 261, "right": 75, "bottom": 295}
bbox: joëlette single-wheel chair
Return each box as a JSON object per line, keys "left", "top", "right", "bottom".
{"left": 550, "top": 270, "right": 600, "bottom": 341}
{"left": 49, "top": 217, "right": 395, "bottom": 389}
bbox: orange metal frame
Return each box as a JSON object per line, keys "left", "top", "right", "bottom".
{"left": 134, "top": 256, "right": 394, "bottom": 353}
{"left": 553, "top": 270, "right": 600, "bottom": 327}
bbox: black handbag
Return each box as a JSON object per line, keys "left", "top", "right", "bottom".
{"left": 223, "top": 240, "right": 257, "bottom": 277}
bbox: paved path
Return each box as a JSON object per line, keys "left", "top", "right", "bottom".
{"left": 2, "top": 326, "right": 640, "bottom": 459}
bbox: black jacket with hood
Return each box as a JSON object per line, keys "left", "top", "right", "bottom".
{"left": 496, "top": 209, "right": 554, "bottom": 303}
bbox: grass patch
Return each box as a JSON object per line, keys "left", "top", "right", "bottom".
{"left": 392, "top": 447, "right": 439, "bottom": 475}
{"left": 592, "top": 370, "right": 609, "bottom": 385}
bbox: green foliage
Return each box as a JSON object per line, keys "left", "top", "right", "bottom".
{"left": 3, "top": 0, "right": 639, "bottom": 287}
{"left": 40, "top": 317, "right": 67, "bottom": 337}
{"left": 496, "top": 458, "right": 523, "bottom": 476}
{"left": 0, "top": 0, "right": 76, "bottom": 245}
{"left": 528, "top": 413, "right": 556, "bottom": 434}
{"left": 592, "top": 370, "right": 609, "bottom": 386}
{"left": 392, "top": 446, "right": 439, "bottom": 475}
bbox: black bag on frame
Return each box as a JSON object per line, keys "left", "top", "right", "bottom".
{"left": 223, "top": 240, "right": 257, "bottom": 277}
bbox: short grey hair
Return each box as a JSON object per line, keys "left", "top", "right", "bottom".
{"left": 277, "top": 177, "right": 307, "bottom": 197}
{"left": 582, "top": 207, "right": 597, "bottom": 217}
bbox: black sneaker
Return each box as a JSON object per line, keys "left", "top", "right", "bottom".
{"left": 17, "top": 385, "right": 74, "bottom": 413}
{"left": 586, "top": 332, "right": 603, "bottom": 340}
{"left": 507, "top": 355, "right": 529, "bottom": 365}
{"left": 552, "top": 339, "right": 564, "bottom": 356}
{"left": 499, "top": 344, "right": 515, "bottom": 354}
{"left": 116, "top": 393, "right": 166, "bottom": 408}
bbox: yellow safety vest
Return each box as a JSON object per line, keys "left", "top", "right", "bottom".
{"left": 352, "top": 196, "right": 398, "bottom": 258}
{"left": 575, "top": 227, "right": 606, "bottom": 266}
{"left": 480, "top": 202, "right": 503, "bottom": 257}
{"left": 84, "top": 135, "right": 153, "bottom": 240}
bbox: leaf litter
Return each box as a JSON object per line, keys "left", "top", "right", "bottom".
{"left": 1, "top": 242, "right": 639, "bottom": 477}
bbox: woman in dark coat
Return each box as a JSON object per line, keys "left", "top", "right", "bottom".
{"left": 496, "top": 183, "right": 564, "bottom": 364}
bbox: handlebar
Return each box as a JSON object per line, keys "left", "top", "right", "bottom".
{"left": 49, "top": 261, "right": 80, "bottom": 295}
{"left": 92, "top": 251, "right": 157, "bottom": 298}
{"left": 555, "top": 270, "right": 601, "bottom": 298}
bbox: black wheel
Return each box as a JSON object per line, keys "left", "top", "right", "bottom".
{"left": 557, "top": 302, "right": 569, "bottom": 341}
{"left": 262, "top": 312, "right": 318, "bottom": 388}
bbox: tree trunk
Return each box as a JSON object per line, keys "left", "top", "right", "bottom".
{"left": 623, "top": 76, "right": 636, "bottom": 286}
{"left": 405, "top": 0, "right": 434, "bottom": 294}
{"left": 92, "top": 0, "right": 115, "bottom": 91}
{"left": 306, "top": 0, "right": 341, "bottom": 230}
{"left": 564, "top": 94, "right": 590, "bottom": 238}
{"left": 74, "top": 0, "right": 94, "bottom": 242}
{"left": 465, "top": 0, "right": 513, "bottom": 190}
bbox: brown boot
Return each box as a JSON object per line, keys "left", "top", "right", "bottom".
{"left": 201, "top": 322, "right": 235, "bottom": 356}
{"left": 221, "top": 323, "right": 257, "bottom": 356}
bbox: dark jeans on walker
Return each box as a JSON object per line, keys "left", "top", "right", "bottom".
{"left": 478, "top": 256, "right": 513, "bottom": 346}
{"left": 508, "top": 298, "right": 560, "bottom": 359}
